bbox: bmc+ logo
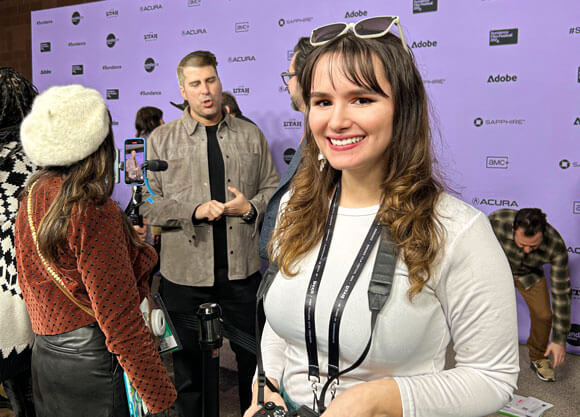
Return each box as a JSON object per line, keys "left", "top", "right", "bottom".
{"left": 486, "top": 156, "right": 509, "bottom": 169}
{"left": 488, "top": 74, "right": 517, "bottom": 83}
{"left": 345, "top": 10, "right": 367, "bottom": 19}
{"left": 471, "top": 197, "right": 518, "bottom": 207}
{"left": 228, "top": 56, "right": 256, "bottom": 63}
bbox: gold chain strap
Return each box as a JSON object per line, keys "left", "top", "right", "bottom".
{"left": 26, "top": 181, "right": 96, "bottom": 318}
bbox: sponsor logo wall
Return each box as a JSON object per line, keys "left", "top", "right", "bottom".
{"left": 31, "top": 0, "right": 580, "bottom": 353}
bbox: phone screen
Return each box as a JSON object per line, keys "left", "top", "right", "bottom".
{"left": 124, "top": 138, "right": 146, "bottom": 185}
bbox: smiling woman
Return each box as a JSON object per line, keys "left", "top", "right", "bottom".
{"left": 246, "top": 20, "right": 520, "bottom": 417}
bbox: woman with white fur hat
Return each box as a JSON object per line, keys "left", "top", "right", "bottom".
{"left": 14, "top": 84, "right": 177, "bottom": 417}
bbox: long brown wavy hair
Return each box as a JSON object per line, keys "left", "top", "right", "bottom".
{"left": 25, "top": 124, "right": 143, "bottom": 267}
{"left": 270, "top": 32, "right": 445, "bottom": 299}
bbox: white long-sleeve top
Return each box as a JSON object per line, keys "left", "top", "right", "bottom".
{"left": 261, "top": 192, "right": 519, "bottom": 417}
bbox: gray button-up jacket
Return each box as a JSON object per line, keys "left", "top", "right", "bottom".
{"left": 141, "top": 109, "right": 279, "bottom": 286}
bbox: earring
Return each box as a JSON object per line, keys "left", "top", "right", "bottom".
{"left": 318, "top": 152, "right": 326, "bottom": 172}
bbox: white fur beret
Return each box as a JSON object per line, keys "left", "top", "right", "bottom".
{"left": 20, "top": 84, "right": 109, "bottom": 167}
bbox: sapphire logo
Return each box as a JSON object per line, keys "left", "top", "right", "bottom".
{"left": 471, "top": 197, "right": 518, "bottom": 207}
{"left": 40, "top": 69, "right": 52, "bottom": 75}
{"left": 140, "top": 4, "right": 163, "bottom": 12}
{"left": 71, "top": 11, "right": 82, "bottom": 25}
{"left": 473, "top": 117, "right": 525, "bottom": 127}
{"left": 144, "top": 32, "right": 158, "bottom": 41}
{"left": 182, "top": 28, "right": 207, "bottom": 36}
{"left": 72, "top": 65, "right": 84, "bottom": 75}
{"left": 279, "top": 17, "right": 313, "bottom": 27}
{"left": 424, "top": 78, "right": 446, "bottom": 85}
{"left": 235, "top": 22, "right": 249, "bottom": 32}
{"left": 106, "top": 34, "right": 118, "bottom": 48}
{"left": 345, "top": 10, "right": 367, "bottom": 19}
{"left": 283, "top": 148, "right": 296, "bottom": 164}
{"left": 228, "top": 56, "right": 256, "bottom": 63}
{"left": 412, "top": 40, "right": 438, "bottom": 48}
{"left": 486, "top": 156, "right": 509, "bottom": 169}
{"left": 40, "top": 42, "right": 51, "bottom": 52}
{"left": 560, "top": 159, "right": 580, "bottom": 169}
{"left": 106, "top": 9, "right": 119, "bottom": 18}
{"left": 283, "top": 119, "right": 302, "bottom": 129}
{"left": 487, "top": 73, "right": 518, "bottom": 83}
{"left": 188, "top": 0, "right": 201, "bottom": 6}
{"left": 106, "top": 89, "right": 119, "bottom": 100}
{"left": 233, "top": 87, "right": 250, "bottom": 96}
{"left": 574, "top": 117, "right": 580, "bottom": 126}
{"left": 574, "top": 201, "right": 580, "bottom": 214}
{"left": 413, "top": 0, "right": 438, "bottom": 13}
{"left": 144, "top": 58, "right": 158, "bottom": 73}
{"left": 489, "top": 29, "right": 518, "bottom": 46}
{"left": 278, "top": 19, "right": 285, "bottom": 27}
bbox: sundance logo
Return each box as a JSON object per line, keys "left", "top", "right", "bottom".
{"left": 489, "top": 29, "right": 518, "bottom": 46}
{"left": 106, "top": 33, "right": 119, "bottom": 48}
{"left": 106, "top": 9, "right": 119, "bottom": 18}
{"left": 569, "top": 26, "right": 580, "bottom": 34}
{"left": 72, "top": 65, "right": 84, "bottom": 75}
{"left": 235, "top": 22, "right": 249, "bottom": 32}
{"left": 471, "top": 197, "right": 518, "bottom": 207}
{"left": 40, "top": 42, "right": 51, "bottom": 52}
{"left": 473, "top": 117, "right": 525, "bottom": 127}
{"left": 487, "top": 73, "right": 518, "bottom": 83}
{"left": 412, "top": 40, "right": 438, "bottom": 48}
{"left": 36, "top": 19, "right": 54, "bottom": 25}
{"left": 228, "top": 56, "right": 256, "bottom": 63}
{"left": 486, "top": 156, "right": 509, "bottom": 169}
{"left": 345, "top": 10, "right": 367, "bottom": 19}
{"left": 568, "top": 324, "right": 580, "bottom": 347}
{"left": 40, "top": 69, "right": 52, "bottom": 75}
{"left": 144, "top": 32, "right": 158, "bottom": 41}
{"left": 102, "top": 65, "right": 122, "bottom": 70}
{"left": 233, "top": 87, "right": 250, "bottom": 96}
{"left": 144, "top": 58, "right": 158, "bottom": 73}
{"left": 106, "top": 89, "right": 119, "bottom": 100}
{"left": 188, "top": 0, "right": 201, "bottom": 6}
{"left": 140, "top": 90, "right": 162, "bottom": 96}
{"left": 68, "top": 41, "right": 86, "bottom": 47}
{"left": 182, "top": 28, "right": 207, "bottom": 36}
{"left": 283, "top": 119, "right": 302, "bottom": 129}
{"left": 140, "top": 4, "right": 163, "bottom": 12}
{"left": 71, "top": 11, "right": 83, "bottom": 25}
{"left": 413, "top": 0, "right": 438, "bottom": 13}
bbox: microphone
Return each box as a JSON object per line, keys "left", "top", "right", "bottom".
{"left": 142, "top": 160, "right": 168, "bottom": 172}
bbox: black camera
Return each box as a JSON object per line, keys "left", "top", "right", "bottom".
{"left": 253, "top": 402, "right": 319, "bottom": 417}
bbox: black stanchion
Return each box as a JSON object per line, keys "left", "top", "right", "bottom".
{"left": 197, "top": 303, "right": 223, "bottom": 417}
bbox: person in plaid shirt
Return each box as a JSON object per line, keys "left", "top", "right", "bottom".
{"left": 489, "top": 208, "right": 571, "bottom": 382}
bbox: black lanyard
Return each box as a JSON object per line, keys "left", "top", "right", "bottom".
{"left": 304, "top": 181, "right": 381, "bottom": 383}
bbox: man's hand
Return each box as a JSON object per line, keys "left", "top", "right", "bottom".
{"left": 224, "top": 186, "right": 251, "bottom": 217}
{"left": 195, "top": 200, "right": 225, "bottom": 221}
{"left": 133, "top": 218, "right": 147, "bottom": 241}
{"left": 545, "top": 342, "right": 566, "bottom": 368}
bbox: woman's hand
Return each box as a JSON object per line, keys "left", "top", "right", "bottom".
{"left": 243, "top": 378, "right": 287, "bottom": 417}
{"left": 321, "top": 379, "right": 402, "bottom": 417}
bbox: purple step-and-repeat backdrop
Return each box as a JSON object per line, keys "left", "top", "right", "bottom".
{"left": 31, "top": 0, "right": 579, "bottom": 353}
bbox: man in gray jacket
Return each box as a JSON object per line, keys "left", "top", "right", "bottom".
{"left": 141, "top": 50, "right": 279, "bottom": 417}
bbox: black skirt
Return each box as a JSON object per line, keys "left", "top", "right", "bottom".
{"left": 31, "top": 323, "right": 129, "bottom": 417}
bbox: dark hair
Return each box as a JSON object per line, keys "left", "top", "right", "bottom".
{"left": 135, "top": 106, "right": 163, "bottom": 137}
{"left": 222, "top": 92, "right": 242, "bottom": 116}
{"left": 293, "top": 36, "right": 314, "bottom": 77}
{"left": 0, "top": 67, "right": 38, "bottom": 146}
{"left": 177, "top": 50, "right": 218, "bottom": 86}
{"left": 514, "top": 208, "right": 547, "bottom": 236}
{"left": 272, "top": 31, "right": 444, "bottom": 299}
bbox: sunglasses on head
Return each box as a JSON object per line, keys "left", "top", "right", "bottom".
{"left": 310, "top": 15, "right": 408, "bottom": 52}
